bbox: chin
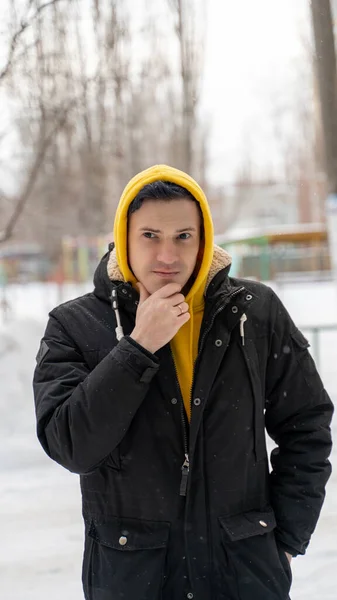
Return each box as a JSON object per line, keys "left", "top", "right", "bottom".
{"left": 149, "top": 277, "right": 182, "bottom": 293}
{"left": 142, "top": 273, "right": 190, "bottom": 295}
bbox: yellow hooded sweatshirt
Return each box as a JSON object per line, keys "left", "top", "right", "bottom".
{"left": 113, "top": 164, "right": 215, "bottom": 422}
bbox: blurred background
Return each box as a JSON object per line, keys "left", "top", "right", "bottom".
{"left": 1, "top": 1, "right": 337, "bottom": 599}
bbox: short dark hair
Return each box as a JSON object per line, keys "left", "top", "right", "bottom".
{"left": 127, "top": 180, "right": 201, "bottom": 217}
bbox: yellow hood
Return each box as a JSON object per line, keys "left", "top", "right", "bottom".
{"left": 111, "top": 164, "right": 229, "bottom": 422}
{"left": 113, "top": 164, "right": 215, "bottom": 308}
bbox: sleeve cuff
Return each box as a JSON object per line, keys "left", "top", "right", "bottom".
{"left": 112, "top": 336, "right": 159, "bottom": 383}
{"left": 125, "top": 335, "right": 159, "bottom": 362}
{"left": 276, "top": 541, "right": 298, "bottom": 558}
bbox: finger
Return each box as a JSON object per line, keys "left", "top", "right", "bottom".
{"left": 179, "top": 311, "right": 190, "bottom": 324}
{"left": 174, "top": 302, "right": 189, "bottom": 316}
{"left": 136, "top": 282, "right": 150, "bottom": 306}
{"left": 152, "top": 282, "right": 182, "bottom": 299}
{"left": 171, "top": 293, "right": 186, "bottom": 306}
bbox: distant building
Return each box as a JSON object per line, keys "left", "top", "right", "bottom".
{"left": 221, "top": 181, "right": 299, "bottom": 233}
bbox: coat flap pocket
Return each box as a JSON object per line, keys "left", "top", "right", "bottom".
{"left": 219, "top": 509, "right": 276, "bottom": 542}
{"left": 291, "top": 328, "right": 310, "bottom": 349}
{"left": 88, "top": 516, "right": 170, "bottom": 551}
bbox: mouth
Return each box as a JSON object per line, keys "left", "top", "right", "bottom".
{"left": 153, "top": 271, "right": 179, "bottom": 278}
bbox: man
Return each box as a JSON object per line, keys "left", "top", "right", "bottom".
{"left": 33, "top": 164, "right": 333, "bottom": 600}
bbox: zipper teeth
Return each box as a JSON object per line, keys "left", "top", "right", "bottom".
{"left": 170, "top": 350, "right": 189, "bottom": 497}
{"left": 180, "top": 400, "right": 188, "bottom": 456}
{"left": 189, "top": 366, "right": 195, "bottom": 423}
{"left": 170, "top": 350, "right": 189, "bottom": 456}
{"left": 171, "top": 285, "right": 245, "bottom": 492}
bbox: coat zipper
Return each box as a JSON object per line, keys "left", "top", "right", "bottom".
{"left": 173, "top": 285, "right": 245, "bottom": 498}
{"left": 170, "top": 350, "right": 190, "bottom": 496}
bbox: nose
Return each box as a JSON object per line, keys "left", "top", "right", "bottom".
{"left": 156, "top": 240, "right": 179, "bottom": 265}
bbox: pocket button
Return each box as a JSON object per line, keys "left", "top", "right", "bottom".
{"left": 119, "top": 536, "right": 128, "bottom": 546}
{"left": 259, "top": 520, "right": 268, "bottom": 528}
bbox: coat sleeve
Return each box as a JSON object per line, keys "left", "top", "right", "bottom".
{"left": 264, "top": 290, "right": 334, "bottom": 557}
{"left": 33, "top": 311, "right": 159, "bottom": 475}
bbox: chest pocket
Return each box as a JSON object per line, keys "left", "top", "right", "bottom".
{"left": 239, "top": 338, "right": 266, "bottom": 462}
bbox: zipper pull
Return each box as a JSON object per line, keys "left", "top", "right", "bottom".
{"left": 240, "top": 313, "right": 247, "bottom": 346}
{"left": 180, "top": 454, "right": 190, "bottom": 497}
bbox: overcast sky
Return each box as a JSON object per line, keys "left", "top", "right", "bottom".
{"left": 201, "top": 0, "right": 310, "bottom": 185}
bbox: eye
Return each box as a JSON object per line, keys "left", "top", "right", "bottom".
{"left": 143, "top": 232, "right": 156, "bottom": 239}
{"left": 178, "top": 232, "right": 191, "bottom": 240}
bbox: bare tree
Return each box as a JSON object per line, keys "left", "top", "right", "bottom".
{"left": 0, "top": 0, "right": 65, "bottom": 82}
{"left": 0, "top": 101, "right": 74, "bottom": 243}
{"left": 0, "top": 0, "right": 211, "bottom": 261}
{"left": 168, "top": 0, "right": 206, "bottom": 176}
{"left": 0, "top": 0, "right": 73, "bottom": 245}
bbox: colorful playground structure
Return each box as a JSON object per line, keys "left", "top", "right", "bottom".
{"left": 216, "top": 223, "right": 330, "bottom": 280}
{"left": 0, "top": 236, "right": 112, "bottom": 284}
{"left": 59, "top": 235, "right": 112, "bottom": 283}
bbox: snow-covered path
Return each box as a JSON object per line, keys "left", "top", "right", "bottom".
{"left": 1, "top": 281, "right": 336, "bottom": 599}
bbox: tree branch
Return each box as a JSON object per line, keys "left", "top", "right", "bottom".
{"left": 0, "top": 0, "right": 65, "bottom": 82}
{"left": 0, "top": 100, "right": 74, "bottom": 244}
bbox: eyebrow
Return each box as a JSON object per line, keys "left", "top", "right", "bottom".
{"left": 139, "top": 227, "right": 196, "bottom": 233}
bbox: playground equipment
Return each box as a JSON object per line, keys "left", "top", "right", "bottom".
{"left": 60, "top": 235, "right": 111, "bottom": 282}
{"left": 215, "top": 223, "right": 330, "bottom": 281}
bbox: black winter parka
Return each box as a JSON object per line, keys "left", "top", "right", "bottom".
{"left": 33, "top": 248, "right": 333, "bottom": 600}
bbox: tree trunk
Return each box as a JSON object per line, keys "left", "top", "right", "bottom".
{"left": 310, "top": 0, "right": 337, "bottom": 194}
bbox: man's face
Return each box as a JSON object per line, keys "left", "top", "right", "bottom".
{"left": 128, "top": 198, "right": 202, "bottom": 294}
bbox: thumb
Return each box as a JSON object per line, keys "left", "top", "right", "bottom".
{"left": 136, "top": 281, "right": 150, "bottom": 306}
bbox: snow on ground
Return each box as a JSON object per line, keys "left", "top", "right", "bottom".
{"left": 0, "top": 280, "right": 336, "bottom": 599}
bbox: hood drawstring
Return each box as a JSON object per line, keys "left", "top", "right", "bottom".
{"left": 240, "top": 313, "right": 247, "bottom": 346}
{"left": 111, "top": 289, "right": 125, "bottom": 341}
